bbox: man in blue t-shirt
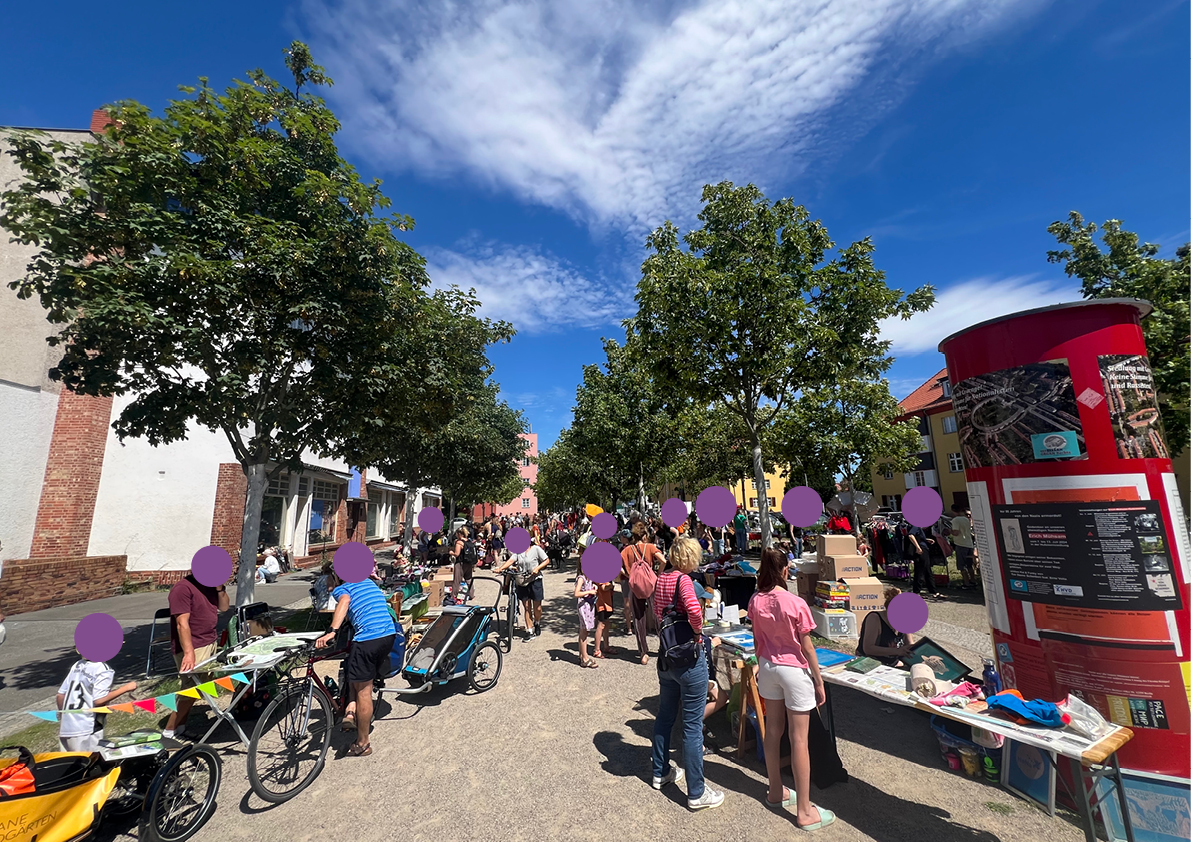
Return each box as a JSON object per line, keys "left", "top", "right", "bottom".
{"left": 316, "top": 572, "right": 396, "bottom": 757}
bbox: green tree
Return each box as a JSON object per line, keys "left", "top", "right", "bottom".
{"left": 0, "top": 43, "right": 439, "bottom": 605}
{"left": 1047, "top": 213, "right": 1190, "bottom": 448}
{"left": 774, "top": 378, "right": 922, "bottom": 534}
{"left": 629, "top": 182, "right": 933, "bottom": 547}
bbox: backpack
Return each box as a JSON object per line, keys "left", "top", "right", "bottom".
{"left": 657, "top": 574, "right": 700, "bottom": 670}
{"left": 461, "top": 540, "right": 478, "bottom": 567}
{"left": 628, "top": 545, "right": 658, "bottom": 600}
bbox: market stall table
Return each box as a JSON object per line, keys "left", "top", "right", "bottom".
{"left": 192, "top": 631, "right": 322, "bottom": 748}
{"left": 817, "top": 660, "right": 1136, "bottom": 842}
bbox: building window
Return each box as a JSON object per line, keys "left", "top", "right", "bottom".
{"left": 750, "top": 479, "right": 769, "bottom": 490}
{"left": 365, "top": 502, "right": 380, "bottom": 539}
{"left": 882, "top": 494, "right": 902, "bottom": 511}
{"left": 883, "top": 469, "right": 893, "bottom": 481}
{"left": 521, "top": 456, "right": 531, "bottom": 467}
{"left": 523, "top": 478, "right": 530, "bottom": 487}
{"left": 941, "top": 381, "right": 952, "bottom": 398}
{"left": 309, "top": 480, "right": 339, "bottom": 545}
{"left": 767, "top": 497, "right": 775, "bottom": 507}
{"left": 260, "top": 474, "right": 289, "bottom": 547}
{"left": 948, "top": 452, "right": 964, "bottom": 473}
{"left": 913, "top": 471, "right": 927, "bottom": 488}
{"left": 389, "top": 492, "right": 405, "bottom": 536}
{"left": 521, "top": 498, "right": 530, "bottom": 509}
{"left": 942, "top": 415, "right": 957, "bottom": 434}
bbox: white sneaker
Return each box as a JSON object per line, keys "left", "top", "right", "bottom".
{"left": 652, "top": 766, "right": 685, "bottom": 790}
{"left": 162, "top": 725, "right": 187, "bottom": 739}
{"left": 687, "top": 788, "right": 725, "bottom": 811}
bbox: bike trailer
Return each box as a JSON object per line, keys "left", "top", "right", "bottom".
{"left": 0, "top": 748, "right": 120, "bottom": 842}
{"left": 402, "top": 606, "right": 486, "bottom": 683}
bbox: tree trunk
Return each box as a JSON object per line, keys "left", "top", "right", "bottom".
{"left": 236, "top": 461, "right": 268, "bottom": 608}
{"left": 748, "top": 422, "right": 772, "bottom": 550}
{"left": 638, "top": 463, "right": 646, "bottom": 516}
{"left": 403, "top": 491, "right": 416, "bottom": 555}
{"left": 449, "top": 497, "right": 457, "bottom": 533}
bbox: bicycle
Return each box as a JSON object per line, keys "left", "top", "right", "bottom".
{"left": 497, "top": 568, "right": 519, "bottom": 653}
{"left": 244, "top": 635, "right": 349, "bottom": 804}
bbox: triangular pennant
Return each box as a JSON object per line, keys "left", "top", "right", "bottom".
{"left": 157, "top": 694, "right": 178, "bottom": 712}
{"left": 91, "top": 706, "right": 112, "bottom": 714}
{"left": 195, "top": 681, "right": 219, "bottom": 697}
{"left": 214, "top": 677, "right": 235, "bottom": 692}
{"left": 177, "top": 687, "right": 201, "bottom": 699}
{"left": 133, "top": 699, "right": 157, "bottom": 713}
{"left": 230, "top": 672, "right": 250, "bottom": 685}
{"left": 110, "top": 703, "right": 136, "bottom": 714}
{"left": 30, "top": 711, "right": 59, "bottom": 721}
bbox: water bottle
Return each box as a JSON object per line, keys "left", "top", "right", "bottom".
{"left": 981, "top": 658, "right": 1001, "bottom": 698}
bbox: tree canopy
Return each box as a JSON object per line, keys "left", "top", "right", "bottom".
{"left": 628, "top": 182, "right": 933, "bottom": 547}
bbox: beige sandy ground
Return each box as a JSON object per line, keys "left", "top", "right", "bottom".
{"left": 101, "top": 563, "right": 1090, "bottom": 842}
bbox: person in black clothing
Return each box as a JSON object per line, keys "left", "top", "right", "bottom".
{"left": 856, "top": 586, "right": 915, "bottom": 665}
{"left": 905, "top": 523, "right": 942, "bottom": 599}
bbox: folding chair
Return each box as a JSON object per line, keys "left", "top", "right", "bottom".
{"left": 145, "top": 607, "right": 174, "bottom": 676}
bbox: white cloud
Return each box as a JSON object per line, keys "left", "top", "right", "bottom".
{"left": 301, "top": 0, "right": 1041, "bottom": 232}
{"left": 880, "top": 275, "right": 1081, "bottom": 355}
{"left": 426, "top": 243, "right": 634, "bottom": 333}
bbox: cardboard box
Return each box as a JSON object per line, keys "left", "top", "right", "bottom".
{"left": 846, "top": 576, "right": 885, "bottom": 613}
{"left": 795, "top": 562, "right": 819, "bottom": 599}
{"left": 817, "top": 534, "right": 857, "bottom": 561}
{"left": 423, "top": 580, "right": 445, "bottom": 608}
{"left": 820, "top": 554, "right": 869, "bottom": 580}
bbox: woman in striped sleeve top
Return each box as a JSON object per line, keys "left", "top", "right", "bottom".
{"left": 649, "top": 537, "right": 725, "bottom": 812}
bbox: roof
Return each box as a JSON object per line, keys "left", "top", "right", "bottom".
{"left": 897, "top": 367, "right": 952, "bottom": 417}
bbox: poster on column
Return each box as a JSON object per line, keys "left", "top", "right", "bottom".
{"left": 1048, "top": 646, "right": 1190, "bottom": 735}
{"left": 993, "top": 500, "right": 1183, "bottom": 612}
{"left": 1099, "top": 354, "right": 1171, "bottom": 460}
{"left": 952, "top": 360, "right": 1087, "bottom": 469}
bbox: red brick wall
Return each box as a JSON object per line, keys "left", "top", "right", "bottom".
{"left": 0, "top": 555, "right": 126, "bottom": 615}
{"left": 29, "top": 391, "right": 114, "bottom": 559}
{"left": 210, "top": 463, "right": 247, "bottom": 558}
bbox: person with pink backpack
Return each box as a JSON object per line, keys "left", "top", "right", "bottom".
{"left": 621, "top": 520, "right": 663, "bottom": 666}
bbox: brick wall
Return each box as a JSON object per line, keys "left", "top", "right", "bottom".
{"left": 0, "top": 555, "right": 126, "bottom": 615}
{"left": 210, "top": 463, "right": 247, "bottom": 558}
{"left": 29, "top": 391, "right": 114, "bottom": 558}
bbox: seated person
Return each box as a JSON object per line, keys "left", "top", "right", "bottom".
{"left": 855, "top": 586, "right": 914, "bottom": 666}
{"left": 311, "top": 560, "right": 336, "bottom": 611}
{"left": 256, "top": 549, "right": 281, "bottom": 584}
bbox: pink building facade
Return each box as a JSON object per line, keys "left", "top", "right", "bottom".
{"left": 475, "top": 433, "right": 538, "bottom": 520}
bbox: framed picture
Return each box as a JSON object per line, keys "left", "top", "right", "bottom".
{"left": 901, "top": 637, "right": 973, "bottom": 683}
{"left": 1002, "top": 739, "right": 1057, "bottom": 816}
{"left": 1095, "top": 769, "right": 1191, "bottom": 842}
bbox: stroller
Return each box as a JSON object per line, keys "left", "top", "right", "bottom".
{"left": 545, "top": 529, "right": 573, "bottom": 570}
{"left": 379, "top": 576, "right": 503, "bottom": 697}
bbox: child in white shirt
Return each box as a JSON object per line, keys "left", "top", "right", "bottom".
{"left": 56, "top": 658, "right": 137, "bottom": 752}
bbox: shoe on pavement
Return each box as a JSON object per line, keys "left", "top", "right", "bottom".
{"left": 688, "top": 788, "right": 725, "bottom": 811}
{"left": 652, "top": 766, "right": 685, "bottom": 790}
{"left": 162, "top": 725, "right": 187, "bottom": 739}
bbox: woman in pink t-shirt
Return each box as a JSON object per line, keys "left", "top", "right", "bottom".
{"left": 748, "top": 548, "right": 833, "bottom": 831}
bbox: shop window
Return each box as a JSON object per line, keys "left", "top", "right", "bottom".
{"left": 948, "top": 452, "right": 964, "bottom": 473}
{"left": 365, "top": 502, "right": 380, "bottom": 538}
{"left": 309, "top": 480, "right": 339, "bottom": 545}
{"left": 942, "top": 415, "right": 957, "bottom": 434}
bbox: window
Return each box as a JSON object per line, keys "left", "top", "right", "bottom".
{"left": 521, "top": 498, "right": 531, "bottom": 509}
{"left": 767, "top": 497, "right": 775, "bottom": 508}
{"left": 882, "top": 494, "right": 902, "bottom": 511}
{"left": 913, "top": 471, "right": 927, "bottom": 487}
{"left": 260, "top": 473, "right": 290, "bottom": 547}
{"left": 521, "top": 457, "right": 531, "bottom": 467}
{"left": 948, "top": 452, "right": 964, "bottom": 473}
{"left": 942, "top": 415, "right": 957, "bottom": 434}
{"left": 523, "top": 478, "right": 530, "bottom": 487}
{"left": 883, "top": 469, "right": 893, "bottom": 481}
{"left": 941, "top": 381, "right": 952, "bottom": 398}
{"left": 365, "top": 502, "right": 380, "bottom": 539}
{"left": 309, "top": 480, "right": 339, "bottom": 545}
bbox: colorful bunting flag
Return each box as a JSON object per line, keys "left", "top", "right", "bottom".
{"left": 28, "top": 665, "right": 249, "bottom": 720}
{"left": 158, "top": 694, "right": 178, "bottom": 712}
{"left": 214, "top": 677, "right": 235, "bottom": 692}
{"left": 177, "top": 687, "right": 201, "bottom": 699}
{"left": 92, "top": 706, "right": 112, "bottom": 714}
{"left": 133, "top": 699, "right": 157, "bottom": 714}
{"left": 231, "top": 673, "right": 250, "bottom": 685}
{"left": 30, "top": 711, "right": 58, "bottom": 721}
{"left": 195, "top": 681, "right": 219, "bottom": 697}
{"left": 110, "top": 702, "right": 137, "bottom": 714}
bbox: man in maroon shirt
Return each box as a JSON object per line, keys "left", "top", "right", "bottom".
{"left": 163, "top": 569, "right": 228, "bottom": 738}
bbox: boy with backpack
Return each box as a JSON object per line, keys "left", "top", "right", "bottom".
{"left": 57, "top": 656, "right": 137, "bottom": 752}
{"left": 450, "top": 526, "right": 479, "bottom": 605}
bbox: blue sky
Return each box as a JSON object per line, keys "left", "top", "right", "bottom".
{"left": 3, "top": 0, "right": 1187, "bottom": 450}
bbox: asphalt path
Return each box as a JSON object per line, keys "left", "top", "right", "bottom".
{"left": 73, "top": 560, "right": 1085, "bottom": 842}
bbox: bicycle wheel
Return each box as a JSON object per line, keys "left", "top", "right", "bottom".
{"left": 247, "top": 681, "right": 333, "bottom": 803}
{"left": 137, "top": 745, "right": 222, "bottom": 842}
{"left": 501, "top": 588, "right": 516, "bottom": 653}
{"left": 468, "top": 640, "right": 502, "bottom": 692}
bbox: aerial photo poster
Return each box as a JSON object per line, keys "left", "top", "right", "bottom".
{"left": 952, "top": 360, "right": 1087, "bottom": 469}
{"left": 1099, "top": 354, "right": 1171, "bottom": 460}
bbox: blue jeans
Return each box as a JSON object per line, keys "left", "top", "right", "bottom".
{"left": 735, "top": 530, "right": 748, "bottom": 553}
{"left": 794, "top": 537, "right": 802, "bottom": 559}
{"left": 652, "top": 649, "right": 709, "bottom": 798}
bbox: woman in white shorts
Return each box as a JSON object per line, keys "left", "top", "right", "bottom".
{"left": 748, "top": 548, "right": 834, "bottom": 832}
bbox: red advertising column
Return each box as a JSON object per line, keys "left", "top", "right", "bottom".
{"left": 940, "top": 299, "right": 1190, "bottom": 779}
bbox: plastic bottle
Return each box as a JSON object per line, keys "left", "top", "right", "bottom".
{"left": 981, "top": 658, "right": 1002, "bottom": 698}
